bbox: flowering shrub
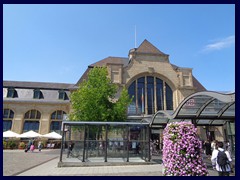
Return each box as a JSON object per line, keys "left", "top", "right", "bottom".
{"left": 162, "top": 122, "right": 208, "bottom": 176}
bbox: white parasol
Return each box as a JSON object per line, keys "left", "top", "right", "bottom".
{"left": 42, "top": 131, "right": 62, "bottom": 139}
{"left": 3, "top": 130, "right": 20, "bottom": 138}
{"left": 17, "top": 130, "right": 42, "bottom": 138}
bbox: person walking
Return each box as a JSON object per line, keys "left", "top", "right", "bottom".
{"left": 38, "top": 141, "right": 43, "bottom": 152}
{"left": 211, "top": 140, "right": 218, "bottom": 152}
{"left": 204, "top": 139, "right": 212, "bottom": 159}
{"left": 67, "top": 141, "right": 75, "bottom": 158}
{"left": 25, "top": 139, "right": 33, "bottom": 153}
{"left": 211, "top": 141, "right": 232, "bottom": 176}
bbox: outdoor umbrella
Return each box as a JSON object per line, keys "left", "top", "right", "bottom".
{"left": 42, "top": 132, "right": 62, "bottom": 139}
{"left": 3, "top": 130, "right": 20, "bottom": 138}
{"left": 17, "top": 130, "right": 42, "bottom": 138}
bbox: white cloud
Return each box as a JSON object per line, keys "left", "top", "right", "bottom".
{"left": 201, "top": 35, "right": 235, "bottom": 52}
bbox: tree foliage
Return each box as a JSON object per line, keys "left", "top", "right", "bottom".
{"left": 70, "top": 66, "right": 132, "bottom": 122}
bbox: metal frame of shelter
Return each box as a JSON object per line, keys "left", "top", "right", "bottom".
{"left": 58, "top": 121, "right": 151, "bottom": 166}
{"left": 150, "top": 91, "right": 235, "bottom": 128}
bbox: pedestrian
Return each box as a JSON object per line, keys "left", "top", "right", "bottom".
{"left": 211, "top": 141, "right": 232, "bottom": 176}
{"left": 204, "top": 139, "right": 212, "bottom": 158}
{"left": 67, "top": 141, "right": 75, "bottom": 158}
{"left": 30, "top": 144, "right": 35, "bottom": 152}
{"left": 211, "top": 140, "right": 218, "bottom": 151}
{"left": 211, "top": 141, "right": 218, "bottom": 170}
{"left": 225, "top": 141, "right": 231, "bottom": 157}
{"left": 38, "top": 141, "right": 43, "bottom": 152}
{"left": 25, "top": 139, "right": 33, "bottom": 153}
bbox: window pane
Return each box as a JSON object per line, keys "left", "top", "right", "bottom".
{"left": 23, "top": 121, "right": 39, "bottom": 132}
{"left": 137, "top": 77, "right": 145, "bottom": 114}
{"left": 128, "top": 81, "right": 137, "bottom": 115}
{"left": 57, "top": 110, "right": 62, "bottom": 119}
{"left": 33, "top": 90, "right": 40, "bottom": 99}
{"left": 147, "top": 77, "right": 154, "bottom": 114}
{"left": 9, "top": 110, "right": 14, "bottom": 118}
{"left": 25, "top": 110, "right": 41, "bottom": 119}
{"left": 3, "top": 120, "right": 12, "bottom": 131}
{"left": 50, "top": 121, "right": 61, "bottom": 131}
{"left": 3, "top": 109, "right": 14, "bottom": 119}
{"left": 3, "top": 109, "right": 9, "bottom": 118}
{"left": 51, "top": 111, "right": 56, "bottom": 119}
{"left": 156, "top": 78, "right": 164, "bottom": 111}
{"left": 30, "top": 110, "right": 35, "bottom": 119}
{"left": 7, "top": 88, "right": 14, "bottom": 98}
{"left": 36, "top": 111, "right": 41, "bottom": 119}
{"left": 24, "top": 111, "right": 29, "bottom": 119}
{"left": 59, "top": 91, "right": 65, "bottom": 100}
{"left": 166, "top": 83, "right": 173, "bottom": 110}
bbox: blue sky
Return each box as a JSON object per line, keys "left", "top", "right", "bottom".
{"left": 3, "top": 4, "right": 235, "bottom": 91}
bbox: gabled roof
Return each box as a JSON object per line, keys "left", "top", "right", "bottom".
{"left": 76, "top": 40, "right": 205, "bottom": 92}
{"left": 136, "top": 39, "right": 168, "bottom": 55}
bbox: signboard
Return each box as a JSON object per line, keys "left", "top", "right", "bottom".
{"left": 185, "top": 99, "right": 195, "bottom": 107}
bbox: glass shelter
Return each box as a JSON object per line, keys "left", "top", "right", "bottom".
{"left": 58, "top": 121, "right": 150, "bottom": 167}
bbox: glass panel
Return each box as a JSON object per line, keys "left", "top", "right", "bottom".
{"left": 127, "top": 81, "right": 137, "bottom": 115}
{"left": 30, "top": 110, "right": 36, "bottom": 119}
{"left": 7, "top": 88, "right": 14, "bottom": 98}
{"left": 3, "top": 109, "right": 9, "bottom": 118}
{"left": 166, "top": 83, "right": 173, "bottom": 110}
{"left": 137, "top": 77, "right": 145, "bottom": 115}
{"left": 179, "top": 95, "right": 210, "bottom": 115}
{"left": 156, "top": 78, "right": 163, "bottom": 111}
{"left": 33, "top": 90, "right": 40, "bottom": 99}
{"left": 63, "top": 123, "right": 150, "bottom": 163}
{"left": 59, "top": 91, "right": 65, "bottom": 100}
{"left": 51, "top": 111, "right": 56, "bottom": 119}
{"left": 23, "top": 121, "right": 39, "bottom": 132}
{"left": 24, "top": 111, "right": 30, "bottom": 119}
{"left": 36, "top": 111, "right": 41, "bottom": 119}
{"left": 50, "top": 121, "right": 61, "bottom": 132}
{"left": 9, "top": 110, "right": 14, "bottom": 118}
{"left": 3, "top": 120, "right": 12, "bottom": 131}
{"left": 147, "top": 77, "right": 154, "bottom": 114}
{"left": 57, "top": 110, "right": 62, "bottom": 119}
{"left": 197, "top": 119, "right": 212, "bottom": 125}
{"left": 222, "top": 103, "right": 235, "bottom": 117}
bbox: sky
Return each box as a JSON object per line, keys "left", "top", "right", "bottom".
{"left": 3, "top": 4, "right": 235, "bottom": 92}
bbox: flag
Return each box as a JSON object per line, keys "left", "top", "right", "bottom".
{"left": 141, "top": 88, "right": 144, "bottom": 113}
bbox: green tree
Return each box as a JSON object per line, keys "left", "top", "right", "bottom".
{"left": 70, "top": 66, "right": 132, "bottom": 122}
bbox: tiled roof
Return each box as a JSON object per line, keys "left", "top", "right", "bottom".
{"left": 3, "top": 80, "right": 75, "bottom": 90}
{"left": 89, "top": 56, "right": 129, "bottom": 67}
{"left": 192, "top": 76, "right": 206, "bottom": 92}
{"left": 136, "top": 39, "right": 168, "bottom": 55}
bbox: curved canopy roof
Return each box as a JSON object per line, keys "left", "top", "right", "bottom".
{"left": 150, "top": 91, "right": 235, "bottom": 127}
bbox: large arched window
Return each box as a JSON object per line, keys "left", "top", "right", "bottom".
{"left": 50, "top": 110, "right": 66, "bottom": 134}
{"left": 23, "top": 110, "right": 41, "bottom": 133}
{"left": 3, "top": 109, "right": 14, "bottom": 131}
{"left": 128, "top": 76, "right": 173, "bottom": 115}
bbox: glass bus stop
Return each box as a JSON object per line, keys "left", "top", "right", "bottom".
{"left": 58, "top": 121, "right": 151, "bottom": 167}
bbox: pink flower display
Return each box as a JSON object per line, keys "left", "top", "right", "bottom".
{"left": 162, "top": 122, "right": 208, "bottom": 176}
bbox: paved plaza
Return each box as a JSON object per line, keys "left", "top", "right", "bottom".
{"left": 3, "top": 149, "right": 235, "bottom": 176}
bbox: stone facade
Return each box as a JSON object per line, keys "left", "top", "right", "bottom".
{"left": 4, "top": 39, "right": 228, "bottom": 143}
